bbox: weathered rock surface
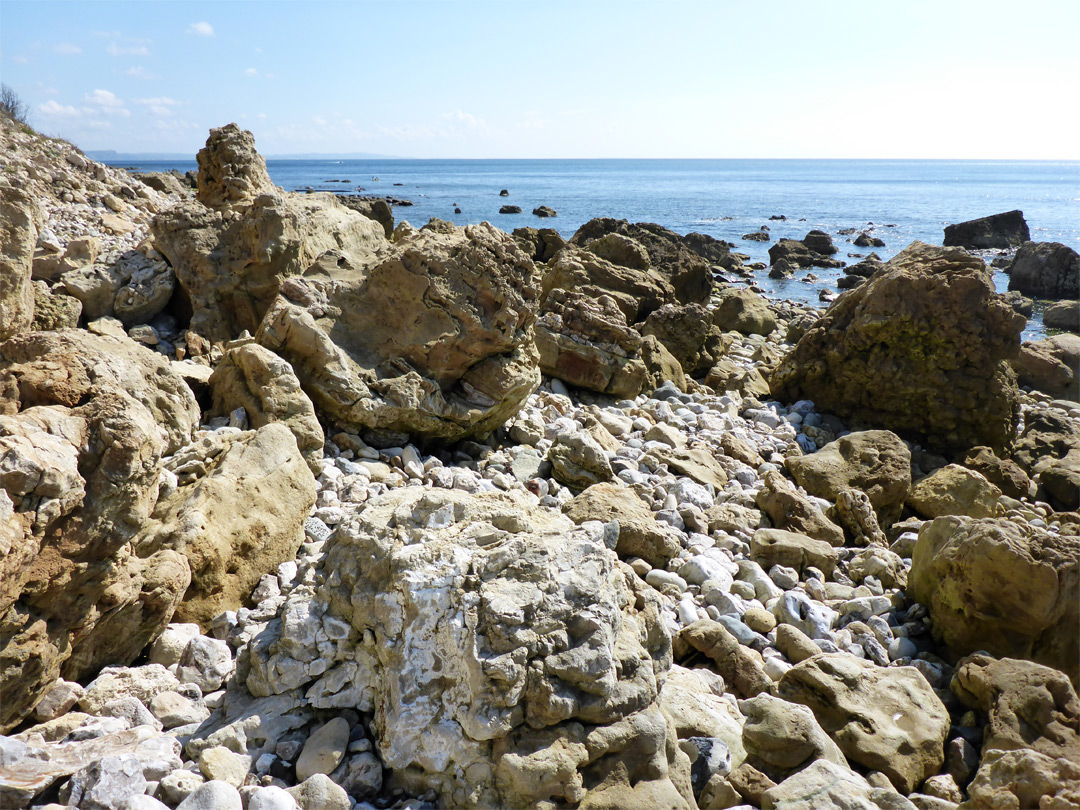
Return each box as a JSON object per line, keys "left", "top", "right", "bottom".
{"left": 712, "top": 287, "right": 778, "bottom": 337}
{"left": 909, "top": 516, "right": 1079, "bottom": 684}
{"left": 786, "top": 430, "right": 911, "bottom": 527}
{"left": 243, "top": 487, "right": 692, "bottom": 809}
{"left": 1043, "top": 298, "right": 1079, "bottom": 331}
{"left": 256, "top": 220, "right": 542, "bottom": 444}
{"left": 194, "top": 123, "right": 276, "bottom": 210}
{"left": 943, "top": 210, "right": 1030, "bottom": 250}
{"left": 770, "top": 242, "right": 1025, "bottom": 456}
{"left": 1007, "top": 240, "right": 1080, "bottom": 300}
{"left": 777, "top": 653, "right": 950, "bottom": 794}
{"left": 750, "top": 528, "right": 838, "bottom": 577}
{"left": 1012, "top": 407, "right": 1080, "bottom": 509}
{"left": 209, "top": 341, "right": 324, "bottom": 474}
{"left": 740, "top": 693, "right": 848, "bottom": 773}
{"left": 761, "top": 759, "right": 915, "bottom": 810}
{"left": 512, "top": 226, "right": 566, "bottom": 265}
{"left": 563, "top": 483, "right": 683, "bottom": 567}
{"left": 640, "top": 302, "right": 722, "bottom": 375}
{"left": 756, "top": 470, "right": 845, "bottom": 547}
{"left": 907, "top": 464, "right": 1001, "bottom": 519}
{"left": 0, "top": 181, "right": 41, "bottom": 340}
{"left": 1013, "top": 332, "right": 1080, "bottom": 402}
{"left": 960, "top": 748, "right": 1080, "bottom": 810}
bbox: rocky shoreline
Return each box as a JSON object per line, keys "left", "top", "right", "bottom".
{"left": 1, "top": 118, "right": 1078, "bottom": 810}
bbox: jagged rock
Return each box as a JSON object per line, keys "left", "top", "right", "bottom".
{"left": 195, "top": 123, "right": 276, "bottom": 210}
{"left": 703, "top": 359, "right": 771, "bottom": 398}
{"left": 564, "top": 483, "right": 682, "bottom": 567}
{"left": 335, "top": 195, "right": 394, "bottom": 238}
{"left": 801, "top": 230, "right": 837, "bottom": 255}
{"left": 0, "top": 330, "right": 200, "bottom": 732}
{"left": 830, "top": 489, "right": 889, "bottom": 548}
{"left": 640, "top": 302, "right": 721, "bottom": 375}
{"left": 755, "top": 470, "right": 845, "bottom": 547}
{"left": 770, "top": 242, "right": 1025, "bottom": 456}
{"left": 711, "top": 287, "right": 777, "bottom": 336}
{"left": 909, "top": 516, "right": 1079, "bottom": 685}
{"left": 778, "top": 653, "right": 950, "bottom": 794}
{"left": 907, "top": 464, "right": 1001, "bottom": 519}
{"left": 960, "top": 446, "right": 1033, "bottom": 500}
{"left": 786, "top": 430, "right": 911, "bottom": 527}
{"left": 960, "top": 748, "right": 1080, "bottom": 810}
{"left": 950, "top": 654, "right": 1080, "bottom": 761}
{"left": 0, "top": 181, "right": 41, "bottom": 340}
{"left": 512, "top": 226, "right": 566, "bottom": 264}
{"left": 1007, "top": 241, "right": 1079, "bottom": 299}
{"left": 659, "top": 665, "right": 747, "bottom": 773}
{"left": 1011, "top": 407, "right": 1080, "bottom": 509}
{"left": 569, "top": 218, "right": 714, "bottom": 306}
{"left": 681, "top": 620, "right": 772, "bottom": 699}
{"left": 854, "top": 231, "right": 886, "bottom": 249}
{"left": 31, "top": 281, "right": 82, "bottom": 330}
{"left": 1013, "top": 333, "right": 1080, "bottom": 402}
{"left": 532, "top": 206, "right": 557, "bottom": 218}
{"left": 548, "top": 428, "right": 615, "bottom": 489}
{"left": 943, "top": 210, "right": 1029, "bottom": 250}
{"left": 243, "top": 487, "right": 691, "bottom": 809}
{"left": 209, "top": 342, "right": 324, "bottom": 475}
{"left": 256, "top": 220, "right": 541, "bottom": 444}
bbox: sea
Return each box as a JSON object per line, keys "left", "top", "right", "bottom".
{"left": 109, "top": 158, "right": 1080, "bottom": 341}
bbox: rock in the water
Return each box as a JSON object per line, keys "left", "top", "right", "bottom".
{"left": 256, "top": 220, "right": 542, "bottom": 444}
{"left": 943, "top": 210, "right": 1030, "bottom": 250}
{"left": 778, "top": 653, "right": 950, "bottom": 794}
{"left": 770, "top": 242, "right": 1026, "bottom": 456}
{"left": 909, "top": 516, "right": 1079, "bottom": 685}
{"left": 1007, "top": 241, "right": 1079, "bottom": 300}
{"left": 1043, "top": 299, "right": 1079, "bottom": 332}
{"left": 786, "top": 430, "right": 911, "bottom": 527}
{"left": 532, "top": 205, "right": 557, "bottom": 218}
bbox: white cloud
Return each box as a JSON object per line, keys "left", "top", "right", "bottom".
{"left": 125, "top": 66, "right": 157, "bottom": 80}
{"left": 54, "top": 43, "right": 82, "bottom": 55}
{"left": 84, "top": 89, "right": 130, "bottom": 117}
{"left": 107, "top": 42, "right": 150, "bottom": 57}
{"left": 12, "top": 55, "right": 31, "bottom": 65}
{"left": 135, "top": 96, "right": 183, "bottom": 117}
{"left": 39, "top": 100, "right": 81, "bottom": 117}
{"left": 257, "top": 113, "right": 267, "bottom": 119}
{"left": 187, "top": 22, "right": 214, "bottom": 37}
{"left": 244, "top": 67, "right": 259, "bottom": 77}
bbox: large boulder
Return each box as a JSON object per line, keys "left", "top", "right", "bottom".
{"left": 909, "top": 516, "right": 1079, "bottom": 685}
{"left": 711, "top": 288, "right": 777, "bottom": 337}
{"left": 151, "top": 127, "right": 388, "bottom": 343}
{"left": 777, "top": 653, "right": 950, "bottom": 794}
{"left": 256, "top": 220, "right": 542, "bottom": 445}
{"left": 640, "top": 302, "right": 721, "bottom": 376}
{"left": 0, "top": 181, "right": 41, "bottom": 340}
{"left": 568, "top": 218, "right": 714, "bottom": 306}
{"left": 943, "top": 210, "right": 1030, "bottom": 250}
{"left": 0, "top": 330, "right": 200, "bottom": 731}
{"left": 785, "top": 430, "right": 911, "bottom": 527}
{"left": 1007, "top": 241, "right": 1080, "bottom": 300}
{"left": 762, "top": 759, "right": 916, "bottom": 810}
{"left": 1012, "top": 333, "right": 1080, "bottom": 402}
{"left": 770, "top": 242, "right": 1025, "bottom": 456}
{"left": 960, "top": 748, "right": 1080, "bottom": 810}
{"left": 243, "top": 487, "right": 694, "bottom": 809}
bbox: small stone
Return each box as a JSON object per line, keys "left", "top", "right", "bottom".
{"left": 775, "top": 623, "right": 821, "bottom": 664}
{"left": 946, "top": 736, "right": 978, "bottom": 785}
{"left": 922, "top": 774, "right": 964, "bottom": 804}
{"left": 769, "top": 564, "right": 800, "bottom": 590}
{"left": 889, "top": 637, "right": 919, "bottom": 661}
{"left": 176, "top": 780, "right": 243, "bottom": 810}
{"left": 743, "top": 606, "right": 777, "bottom": 634}
{"left": 198, "top": 746, "right": 252, "bottom": 787}
{"left": 33, "top": 679, "right": 86, "bottom": 721}
{"left": 303, "top": 517, "right": 332, "bottom": 543}
{"left": 247, "top": 785, "right": 299, "bottom": 810}
{"left": 158, "top": 769, "right": 204, "bottom": 804}
{"left": 295, "top": 717, "right": 350, "bottom": 781}
{"left": 286, "top": 774, "right": 351, "bottom": 810}
{"left": 645, "top": 569, "right": 688, "bottom": 594}
{"left": 176, "top": 636, "right": 233, "bottom": 693}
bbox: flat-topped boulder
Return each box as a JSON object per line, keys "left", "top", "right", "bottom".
{"left": 944, "top": 209, "right": 1030, "bottom": 249}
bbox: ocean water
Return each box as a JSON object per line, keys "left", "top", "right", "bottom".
{"left": 114, "top": 158, "right": 1080, "bottom": 339}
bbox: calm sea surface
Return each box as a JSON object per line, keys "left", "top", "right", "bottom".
{"left": 112, "top": 158, "right": 1080, "bottom": 340}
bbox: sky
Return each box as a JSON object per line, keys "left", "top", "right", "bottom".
{"left": 2, "top": 0, "right": 1078, "bottom": 159}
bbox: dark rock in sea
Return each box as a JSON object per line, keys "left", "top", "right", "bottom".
{"left": 533, "top": 206, "right": 557, "bottom": 218}
{"left": 846, "top": 254, "right": 885, "bottom": 279}
{"left": 769, "top": 214, "right": 787, "bottom": 220}
{"left": 854, "top": 231, "right": 885, "bottom": 248}
{"left": 499, "top": 205, "right": 522, "bottom": 214}
{"left": 499, "top": 189, "right": 510, "bottom": 197}
{"left": 682, "top": 231, "right": 734, "bottom": 265}
{"left": 1007, "top": 241, "right": 1080, "bottom": 300}
{"left": 944, "top": 210, "right": 1030, "bottom": 249}
{"left": 742, "top": 230, "right": 770, "bottom": 242}
{"left": 838, "top": 228, "right": 858, "bottom": 236}
{"left": 802, "top": 230, "right": 838, "bottom": 255}
{"left": 837, "top": 275, "right": 865, "bottom": 290}
{"left": 454, "top": 206, "right": 462, "bottom": 214}
{"left": 393, "top": 182, "right": 404, "bottom": 186}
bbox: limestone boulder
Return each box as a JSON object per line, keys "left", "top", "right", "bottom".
{"left": 761, "top": 759, "right": 917, "bottom": 810}
{"left": 548, "top": 428, "right": 615, "bottom": 490}
{"left": 0, "top": 181, "right": 41, "bottom": 340}
{"left": 256, "top": 220, "right": 541, "bottom": 445}
{"left": 0, "top": 330, "right": 200, "bottom": 732}
{"left": 740, "top": 693, "right": 847, "bottom": 773}
{"left": 659, "top": 665, "right": 747, "bottom": 772}
{"left": 209, "top": 342, "right": 324, "bottom": 474}
{"left": 1012, "top": 332, "right": 1080, "bottom": 402}
{"left": 640, "top": 302, "right": 722, "bottom": 375}
{"left": 750, "top": 529, "right": 838, "bottom": 577}
{"left": 786, "top": 430, "right": 911, "bottom": 527}
{"left": 194, "top": 123, "right": 276, "bottom": 210}
{"left": 1043, "top": 298, "right": 1079, "bottom": 331}
{"left": 960, "top": 446, "right": 1033, "bottom": 501}
{"left": 681, "top": 620, "right": 772, "bottom": 699}
{"left": 960, "top": 748, "right": 1080, "bottom": 810}
{"left": 31, "top": 282, "right": 82, "bottom": 331}
{"left": 943, "top": 210, "right": 1029, "bottom": 250}
{"left": 907, "top": 464, "right": 1001, "bottom": 519}
{"left": 777, "top": 653, "right": 950, "bottom": 794}
{"left": 711, "top": 287, "right": 777, "bottom": 336}
{"left": 512, "top": 226, "right": 566, "bottom": 264}
{"left": 563, "top": 483, "right": 683, "bottom": 568}
{"left": 909, "top": 516, "right": 1079, "bottom": 684}
{"left": 756, "top": 470, "right": 845, "bottom": 547}
{"left": 704, "top": 359, "right": 771, "bottom": 398}
{"left": 770, "top": 242, "right": 1025, "bottom": 456}
{"left": 568, "top": 218, "right": 714, "bottom": 307}
{"left": 950, "top": 654, "right": 1080, "bottom": 761}
{"left": 1007, "top": 240, "right": 1080, "bottom": 300}
{"left": 243, "top": 487, "right": 693, "bottom": 809}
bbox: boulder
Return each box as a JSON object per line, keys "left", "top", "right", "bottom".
{"left": 209, "top": 342, "right": 324, "bottom": 475}
{"left": 532, "top": 206, "right": 557, "bottom": 218}
{"left": 907, "top": 464, "right": 1001, "bottom": 519}
{"left": 499, "top": 205, "right": 522, "bottom": 214}
{"left": 1043, "top": 299, "right": 1079, "bottom": 331}
{"left": 0, "top": 330, "right": 200, "bottom": 732}
{"left": 785, "top": 430, "right": 911, "bottom": 527}
{"left": 151, "top": 128, "right": 388, "bottom": 343}
{"left": 777, "top": 653, "right": 950, "bottom": 794}
{"left": 659, "top": 665, "right": 747, "bottom": 772}
{"left": 740, "top": 693, "right": 848, "bottom": 773}
{"left": 1012, "top": 333, "right": 1080, "bottom": 402}
{"left": 960, "top": 748, "right": 1080, "bottom": 810}
{"left": 548, "top": 429, "right": 615, "bottom": 490}
{"left": 256, "top": 220, "right": 541, "bottom": 445}
{"left": 853, "top": 232, "right": 886, "bottom": 249}
{"left": 563, "top": 483, "right": 683, "bottom": 568}
{"left": 703, "top": 359, "right": 771, "bottom": 398}
{"left": 750, "top": 529, "right": 838, "bottom": 577}
{"left": 640, "top": 302, "right": 721, "bottom": 375}
{"left": 568, "top": 218, "right": 713, "bottom": 306}
{"left": 0, "top": 181, "right": 41, "bottom": 340}
{"left": 755, "top": 470, "right": 845, "bottom": 547}
{"left": 243, "top": 487, "right": 693, "bottom": 809}
{"left": 801, "top": 230, "right": 837, "bottom": 255}
{"left": 31, "top": 281, "right": 82, "bottom": 331}
{"left": 909, "top": 516, "right": 1079, "bottom": 685}
{"left": 960, "top": 446, "right": 1033, "bottom": 500}
{"left": 950, "top": 654, "right": 1080, "bottom": 762}
{"left": 681, "top": 620, "right": 772, "bottom": 699}
{"left": 1007, "top": 241, "right": 1079, "bottom": 300}
{"left": 770, "top": 242, "right": 1025, "bottom": 456}
{"left": 711, "top": 287, "right": 777, "bottom": 336}
{"left": 512, "top": 227, "right": 566, "bottom": 264}
{"left": 943, "top": 210, "right": 1029, "bottom": 250}
{"left": 335, "top": 195, "right": 394, "bottom": 238}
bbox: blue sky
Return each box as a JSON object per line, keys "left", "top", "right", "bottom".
{"left": 2, "top": 0, "right": 1078, "bottom": 158}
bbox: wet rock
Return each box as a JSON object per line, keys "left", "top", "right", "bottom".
{"left": 532, "top": 205, "right": 557, "bottom": 217}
